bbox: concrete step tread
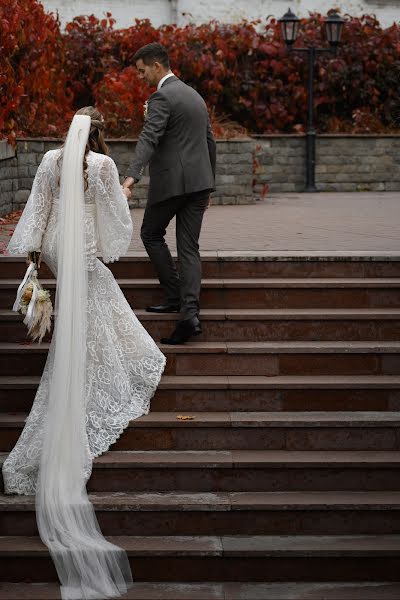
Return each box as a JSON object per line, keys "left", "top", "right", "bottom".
{"left": 2, "top": 277, "right": 400, "bottom": 288}
{"left": 2, "top": 308, "right": 400, "bottom": 321}
{"left": 92, "top": 450, "right": 400, "bottom": 468}
{"left": 2, "top": 411, "right": 400, "bottom": 428}
{"left": 3, "top": 340, "right": 400, "bottom": 354}
{"left": 2, "top": 251, "right": 400, "bottom": 261}
{"left": 1, "top": 581, "right": 400, "bottom": 600}
{"left": 1, "top": 374, "right": 400, "bottom": 390}
{"left": 2, "top": 491, "right": 400, "bottom": 512}
{"left": 1, "top": 534, "right": 400, "bottom": 557}
{"left": 0, "top": 250, "right": 400, "bottom": 263}
{"left": 2, "top": 450, "right": 399, "bottom": 469}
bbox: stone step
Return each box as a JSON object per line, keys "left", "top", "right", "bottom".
{"left": 2, "top": 411, "right": 400, "bottom": 452}
{"left": 0, "top": 534, "right": 399, "bottom": 582}
{"left": 1, "top": 581, "right": 400, "bottom": 600}
{"left": 2, "top": 450, "right": 398, "bottom": 493}
{"left": 1, "top": 277, "right": 400, "bottom": 310}
{"left": 2, "top": 340, "right": 400, "bottom": 377}
{"left": 2, "top": 253, "right": 400, "bottom": 279}
{"left": 1, "top": 308, "right": 400, "bottom": 342}
{"left": 1, "top": 375, "right": 399, "bottom": 413}
{"left": 2, "top": 491, "right": 400, "bottom": 537}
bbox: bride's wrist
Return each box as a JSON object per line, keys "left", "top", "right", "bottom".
{"left": 28, "top": 250, "right": 41, "bottom": 267}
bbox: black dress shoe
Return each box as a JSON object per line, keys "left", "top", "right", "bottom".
{"left": 161, "top": 316, "right": 202, "bottom": 345}
{"left": 146, "top": 303, "right": 180, "bottom": 313}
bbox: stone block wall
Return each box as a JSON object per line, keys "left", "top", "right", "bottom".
{"left": 108, "top": 139, "right": 255, "bottom": 207}
{"left": 253, "top": 135, "right": 400, "bottom": 195}
{"left": 316, "top": 136, "right": 400, "bottom": 192}
{"left": 13, "top": 140, "right": 61, "bottom": 214}
{"left": 0, "top": 138, "right": 255, "bottom": 216}
{"left": 2, "top": 135, "right": 400, "bottom": 217}
{"left": 0, "top": 141, "right": 18, "bottom": 216}
{"left": 254, "top": 137, "right": 305, "bottom": 194}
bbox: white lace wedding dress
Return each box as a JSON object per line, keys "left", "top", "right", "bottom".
{"left": 3, "top": 148, "right": 166, "bottom": 496}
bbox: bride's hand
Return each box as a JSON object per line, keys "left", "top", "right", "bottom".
{"left": 122, "top": 186, "right": 132, "bottom": 200}
{"left": 27, "top": 251, "right": 41, "bottom": 268}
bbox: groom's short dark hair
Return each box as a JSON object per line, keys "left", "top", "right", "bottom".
{"left": 134, "top": 43, "right": 170, "bottom": 69}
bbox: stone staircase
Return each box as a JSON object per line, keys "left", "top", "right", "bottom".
{"left": 0, "top": 253, "right": 400, "bottom": 599}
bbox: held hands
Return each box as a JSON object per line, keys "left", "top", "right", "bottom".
{"left": 123, "top": 177, "right": 135, "bottom": 190}
{"left": 121, "top": 185, "right": 132, "bottom": 200}
{"left": 122, "top": 177, "right": 135, "bottom": 201}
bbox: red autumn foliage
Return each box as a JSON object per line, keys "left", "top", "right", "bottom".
{"left": 93, "top": 67, "right": 150, "bottom": 137}
{"left": 0, "top": 1, "right": 399, "bottom": 142}
{"left": 0, "top": 0, "right": 72, "bottom": 143}
{"left": 71, "top": 18, "right": 159, "bottom": 136}
{"left": 0, "top": 210, "right": 23, "bottom": 225}
{"left": 64, "top": 13, "right": 119, "bottom": 107}
{"left": 296, "top": 12, "right": 400, "bottom": 133}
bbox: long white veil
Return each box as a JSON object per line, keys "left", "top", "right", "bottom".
{"left": 36, "top": 114, "right": 133, "bottom": 599}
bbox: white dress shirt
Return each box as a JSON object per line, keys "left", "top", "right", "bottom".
{"left": 157, "top": 72, "right": 175, "bottom": 90}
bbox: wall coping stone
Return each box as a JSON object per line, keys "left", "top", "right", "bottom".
{"left": 253, "top": 133, "right": 400, "bottom": 139}
{"left": 16, "top": 137, "right": 254, "bottom": 144}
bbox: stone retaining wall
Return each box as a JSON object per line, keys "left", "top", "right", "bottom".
{"left": 0, "top": 141, "right": 18, "bottom": 216}
{"left": 1, "top": 135, "right": 399, "bottom": 216}
{"left": 107, "top": 139, "right": 255, "bottom": 207}
{"left": 0, "top": 138, "right": 254, "bottom": 216}
{"left": 254, "top": 135, "right": 400, "bottom": 194}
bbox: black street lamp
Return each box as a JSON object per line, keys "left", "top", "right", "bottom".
{"left": 279, "top": 9, "right": 345, "bottom": 192}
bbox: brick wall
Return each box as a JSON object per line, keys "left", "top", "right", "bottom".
{"left": 42, "top": 0, "right": 399, "bottom": 29}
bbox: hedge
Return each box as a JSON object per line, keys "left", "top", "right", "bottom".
{"left": 1, "top": 0, "right": 399, "bottom": 141}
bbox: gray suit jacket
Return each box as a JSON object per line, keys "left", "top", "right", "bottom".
{"left": 126, "top": 76, "right": 216, "bottom": 205}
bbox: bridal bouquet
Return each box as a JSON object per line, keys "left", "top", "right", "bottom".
{"left": 13, "top": 252, "right": 53, "bottom": 343}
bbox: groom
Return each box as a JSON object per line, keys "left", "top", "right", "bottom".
{"left": 123, "top": 43, "right": 216, "bottom": 345}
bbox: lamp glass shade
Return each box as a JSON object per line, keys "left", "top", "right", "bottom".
{"left": 325, "top": 12, "right": 344, "bottom": 45}
{"left": 279, "top": 8, "right": 300, "bottom": 45}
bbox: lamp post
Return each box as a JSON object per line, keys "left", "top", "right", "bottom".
{"left": 278, "top": 9, "right": 345, "bottom": 192}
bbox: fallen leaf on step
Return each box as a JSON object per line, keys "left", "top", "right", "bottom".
{"left": 176, "top": 415, "right": 195, "bottom": 420}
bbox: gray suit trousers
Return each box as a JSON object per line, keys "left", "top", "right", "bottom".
{"left": 140, "top": 191, "right": 209, "bottom": 320}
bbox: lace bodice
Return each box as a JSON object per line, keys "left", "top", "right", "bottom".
{"left": 8, "top": 149, "right": 133, "bottom": 264}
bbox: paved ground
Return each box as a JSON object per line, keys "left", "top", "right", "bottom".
{"left": 128, "top": 192, "right": 399, "bottom": 253}
{"left": 1, "top": 192, "right": 399, "bottom": 254}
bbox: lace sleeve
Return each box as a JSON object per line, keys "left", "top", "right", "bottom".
{"left": 95, "top": 156, "right": 133, "bottom": 263}
{"left": 7, "top": 151, "right": 54, "bottom": 255}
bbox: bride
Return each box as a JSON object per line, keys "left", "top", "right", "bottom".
{"left": 2, "top": 108, "right": 166, "bottom": 599}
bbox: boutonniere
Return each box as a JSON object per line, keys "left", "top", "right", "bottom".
{"left": 143, "top": 100, "right": 149, "bottom": 120}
